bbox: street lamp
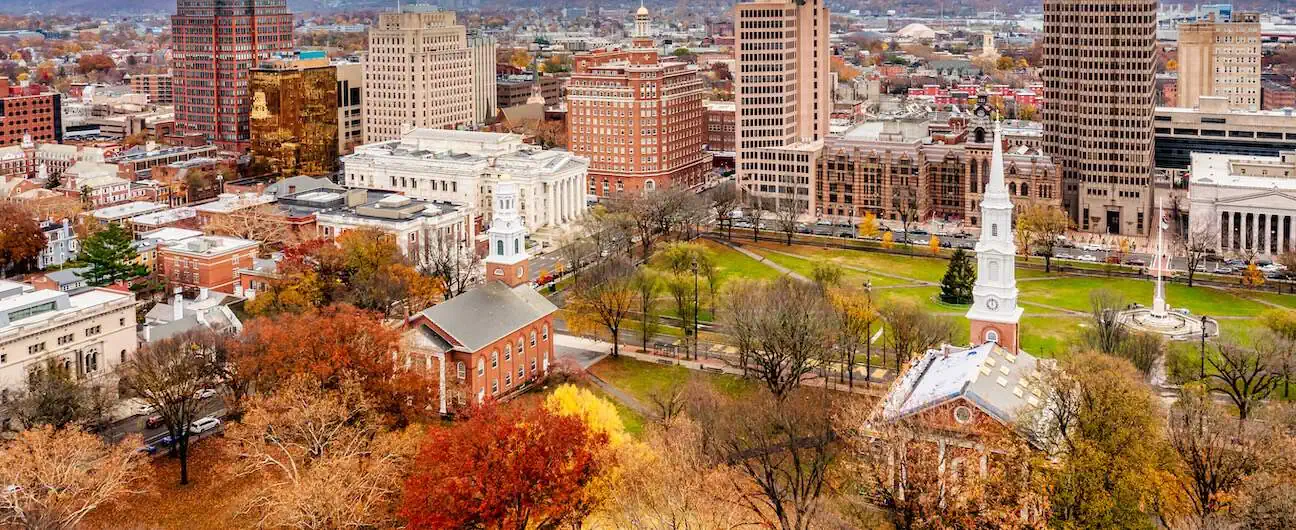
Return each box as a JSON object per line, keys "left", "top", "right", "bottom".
{"left": 692, "top": 257, "right": 699, "bottom": 361}
{"left": 863, "top": 279, "right": 873, "bottom": 388}
{"left": 1200, "top": 314, "right": 1209, "bottom": 380}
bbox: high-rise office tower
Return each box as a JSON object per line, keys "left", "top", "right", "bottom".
{"left": 249, "top": 51, "right": 339, "bottom": 177}
{"left": 567, "top": 5, "right": 711, "bottom": 196}
{"left": 362, "top": 8, "right": 474, "bottom": 143}
{"left": 734, "top": 0, "right": 830, "bottom": 212}
{"left": 468, "top": 32, "right": 498, "bottom": 125}
{"left": 172, "top": 0, "right": 294, "bottom": 152}
{"left": 1043, "top": 0, "right": 1157, "bottom": 235}
{"left": 1177, "top": 12, "right": 1261, "bottom": 111}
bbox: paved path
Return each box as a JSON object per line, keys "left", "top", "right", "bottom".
{"left": 719, "top": 240, "right": 809, "bottom": 281}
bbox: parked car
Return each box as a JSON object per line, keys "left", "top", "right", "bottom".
{"left": 194, "top": 388, "right": 218, "bottom": 400}
{"left": 1124, "top": 258, "right": 1147, "bottom": 267}
{"left": 1104, "top": 256, "right": 1122, "bottom": 264}
{"left": 1077, "top": 254, "right": 1099, "bottom": 262}
{"left": 145, "top": 414, "right": 165, "bottom": 429}
{"left": 189, "top": 417, "right": 222, "bottom": 434}
{"left": 1214, "top": 264, "right": 1236, "bottom": 274}
{"left": 132, "top": 400, "right": 155, "bottom": 416}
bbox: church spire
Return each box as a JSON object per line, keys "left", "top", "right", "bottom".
{"left": 966, "top": 121, "right": 1024, "bottom": 352}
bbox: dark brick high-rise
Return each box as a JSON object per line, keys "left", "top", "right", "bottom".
{"left": 172, "top": 0, "right": 294, "bottom": 152}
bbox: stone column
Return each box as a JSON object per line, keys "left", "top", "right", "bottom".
{"left": 1219, "top": 210, "right": 1228, "bottom": 254}
{"left": 1251, "top": 213, "right": 1259, "bottom": 253}
{"left": 547, "top": 183, "right": 556, "bottom": 227}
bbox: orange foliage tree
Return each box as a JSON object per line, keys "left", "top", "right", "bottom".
{"left": 0, "top": 202, "right": 46, "bottom": 273}
{"left": 401, "top": 404, "right": 610, "bottom": 529}
{"left": 232, "top": 304, "right": 438, "bottom": 423}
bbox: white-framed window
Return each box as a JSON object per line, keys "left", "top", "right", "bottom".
{"left": 518, "top": 366, "right": 525, "bottom": 380}
{"left": 504, "top": 344, "right": 511, "bottom": 361}
{"left": 984, "top": 329, "right": 999, "bottom": 344}
{"left": 505, "top": 373, "right": 512, "bottom": 387}
{"left": 542, "top": 325, "right": 549, "bottom": 341}
{"left": 491, "top": 351, "right": 498, "bottom": 368}
{"left": 529, "top": 331, "right": 536, "bottom": 347}
{"left": 457, "top": 361, "right": 466, "bottom": 380}
{"left": 531, "top": 358, "right": 537, "bottom": 373}
{"left": 491, "top": 379, "right": 499, "bottom": 394}
{"left": 477, "top": 358, "right": 485, "bottom": 376}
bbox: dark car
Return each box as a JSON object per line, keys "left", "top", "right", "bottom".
{"left": 1124, "top": 258, "right": 1147, "bottom": 267}
{"left": 145, "top": 414, "right": 165, "bottom": 429}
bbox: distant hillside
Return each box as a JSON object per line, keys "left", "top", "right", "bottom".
{"left": 0, "top": 0, "right": 397, "bottom": 16}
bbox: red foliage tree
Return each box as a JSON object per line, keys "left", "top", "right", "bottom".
{"left": 231, "top": 304, "right": 437, "bottom": 423}
{"left": 401, "top": 404, "right": 609, "bottom": 529}
{"left": 0, "top": 202, "right": 46, "bottom": 273}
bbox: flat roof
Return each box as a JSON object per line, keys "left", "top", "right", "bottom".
{"left": 92, "top": 201, "right": 168, "bottom": 220}
{"left": 161, "top": 235, "right": 259, "bottom": 256}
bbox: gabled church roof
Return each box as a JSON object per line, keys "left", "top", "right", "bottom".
{"left": 880, "top": 341, "right": 1049, "bottom": 427}
{"left": 413, "top": 282, "right": 556, "bottom": 353}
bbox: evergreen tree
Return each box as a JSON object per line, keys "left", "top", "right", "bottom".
{"left": 80, "top": 223, "right": 145, "bottom": 286}
{"left": 939, "top": 248, "right": 975, "bottom": 305}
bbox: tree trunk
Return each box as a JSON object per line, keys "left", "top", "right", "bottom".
{"left": 179, "top": 435, "right": 190, "bottom": 485}
{"left": 1044, "top": 255, "right": 1052, "bottom": 273}
{"left": 611, "top": 327, "right": 620, "bottom": 357}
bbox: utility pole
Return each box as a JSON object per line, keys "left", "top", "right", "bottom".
{"left": 864, "top": 279, "right": 872, "bottom": 387}
{"left": 1200, "top": 315, "right": 1208, "bottom": 380}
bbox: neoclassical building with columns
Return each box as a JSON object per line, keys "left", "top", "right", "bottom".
{"left": 1189, "top": 150, "right": 1296, "bottom": 259}
{"left": 341, "top": 129, "right": 589, "bottom": 231}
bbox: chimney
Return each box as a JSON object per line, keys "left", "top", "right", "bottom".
{"left": 172, "top": 287, "right": 184, "bottom": 321}
{"left": 198, "top": 287, "right": 209, "bottom": 301}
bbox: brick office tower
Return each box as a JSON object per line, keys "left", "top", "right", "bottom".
{"left": 1178, "top": 12, "right": 1261, "bottom": 111}
{"left": 567, "top": 5, "right": 710, "bottom": 197}
{"left": 1043, "top": 0, "right": 1157, "bottom": 236}
{"left": 362, "top": 8, "right": 474, "bottom": 143}
{"left": 734, "top": 0, "right": 830, "bottom": 211}
{"left": 172, "top": 0, "right": 294, "bottom": 152}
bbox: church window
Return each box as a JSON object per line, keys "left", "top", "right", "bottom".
{"left": 953, "top": 406, "right": 973, "bottom": 424}
{"left": 496, "top": 240, "right": 504, "bottom": 256}
{"left": 984, "top": 329, "right": 999, "bottom": 343}
{"left": 991, "top": 224, "right": 998, "bottom": 237}
{"left": 514, "top": 238, "right": 520, "bottom": 254}
{"left": 457, "top": 362, "right": 465, "bottom": 380}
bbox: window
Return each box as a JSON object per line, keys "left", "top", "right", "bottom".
{"left": 542, "top": 325, "right": 549, "bottom": 341}
{"left": 505, "top": 373, "right": 512, "bottom": 386}
{"left": 530, "top": 331, "right": 536, "bottom": 347}
{"left": 119, "top": 317, "right": 125, "bottom": 326}
{"left": 984, "top": 329, "right": 999, "bottom": 343}
{"left": 0, "top": 353, "right": 6, "bottom": 364}
{"left": 28, "top": 342, "right": 46, "bottom": 355}
{"left": 120, "top": 349, "right": 127, "bottom": 363}
{"left": 477, "top": 358, "right": 485, "bottom": 375}
{"left": 491, "top": 379, "right": 499, "bottom": 394}
{"left": 85, "top": 325, "right": 101, "bottom": 336}
{"left": 953, "top": 405, "right": 973, "bottom": 424}
{"left": 490, "top": 351, "right": 498, "bottom": 368}
{"left": 518, "top": 366, "right": 525, "bottom": 380}
{"left": 504, "top": 345, "right": 511, "bottom": 361}
{"left": 517, "top": 338, "right": 523, "bottom": 354}
{"left": 57, "top": 333, "right": 74, "bottom": 345}
{"left": 85, "top": 352, "right": 98, "bottom": 373}
{"left": 531, "top": 358, "right": 537, "bottom": 373}
{"left": 457, "top": 361, "right": 466, "bottom": 380}
{"left": 496, "top": 240, "right": 504, "bottom": 256}
{"left": 991, "top": 224, "right": 998, "bottom": 237}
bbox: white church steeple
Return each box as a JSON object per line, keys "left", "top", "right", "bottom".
{"left": 485, "top": 175, "right": 531, "bottom": 288}
{"left": 966, "top": 121, "right": 1024, "bottom": 352}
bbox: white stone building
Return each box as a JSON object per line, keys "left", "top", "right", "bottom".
{"left": 280, "top": 188, "right": 474, "bottom": 258}
{"left": 0, "top": 280, "right": 137, "bottom": 427}
{"left": 341, "top": 129, "right": 589, "bottom": 231}
{"left": 1189, "top": 150, "right": 1296, "bottom": 259}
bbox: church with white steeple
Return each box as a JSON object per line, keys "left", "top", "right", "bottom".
{"left": 966, "top": 121, "right": 1024, "bottom": 353}
{"left": 484, "top": 175, "right": 530, "bottom": 287}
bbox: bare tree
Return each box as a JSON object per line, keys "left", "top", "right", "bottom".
{"left": 708, "top": 180, "right": 740, "bottom": 240}
{"left": 1083, "top": 288, "right": 1127, "bottom": 355}
{"left": 414, "top": 228, "right": 480, "bottom": 298}
{"left": 892, "top": 186, "right": 920, "bottom": 250}
{"left": 1207, "top": 335, "right": 1283, "bottom": 420}
{"left": 739, "top": 278, "right": 836, "bottom": 398}
{"left": 773, "top": 198, "right": 801, "bottom": 246}
{"left": 880, "top": 299, "right": 957, "bottom": 372}
{"left": 745, "top": 195, "right": 770, "bottom": 242}
{"left": 1169, "top": 384, "right": 1263, "bottom": 528}
{"left": 204, "top": 203, "right": 296, "bottom": 253}
{"left": 1, "top": 360, "right": 112, "bottom": 431}
{"left": 1177, "top": 220, "right": 1220, "bottom": 288}
{"left": 118, "top": 329, "right": 222, "bottom": 485}
{"left": 564, "top": 257, "right": 637, "bottom": 357}
{"left": 693, "top": 387, "right": 838, "bottom": 530}
{"left": 0, "top": 426, "right": 145, "bottom": 530}
{"left": 228, "top": 376, "right": 416, "bottom": 529}
{"left": 720, "top": 278, "right": 765, "bottom": 374}
{"left": 630, "top": 269, "right": 661, "bottom": 352}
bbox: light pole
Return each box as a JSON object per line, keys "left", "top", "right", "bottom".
{"left": 692, "top": 257, "right": 699, "bottom": 361}
{"left": 863, "top": 279, "right": 872, "bottom": 387}
{"left": 1200, "top": 314, "right": 1209, "bottom": 380}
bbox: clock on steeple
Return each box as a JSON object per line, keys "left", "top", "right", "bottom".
{"left": 965, "top": 121, "right": 1024, "bottom": 353}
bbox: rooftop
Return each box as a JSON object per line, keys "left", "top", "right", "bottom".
{"left": 129, "top": 207, "right": 196, "bottom": 226}
{"left": 881, "top": 342, "right": 1049, "bottom": 430}
{"left": 92, "top": 201, "right": 168, "bottom": 221}
{"left": 412, "top": 281, "right": 557, "bottom": 353}
{"left": 160, "top": 235, "right": 259, "bottom": 256}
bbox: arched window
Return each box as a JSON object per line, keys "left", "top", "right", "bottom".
{"left": 1009, "top": 182, "right": 1017, "bottom": 195}
{"left": 1021, "top": 183, "right": 1029, "bottom": 196}
{"left": 85, "top": 352, "right": 98, "bottom": 373}
{"left": 504, "top": 344, "right": 511, "bottom": 361}
{"left": 985, "top": 329, "right": 1000, "bottom": 343}
{"left": 477, "top": 358, "right": 484, "bottom": 375}
{"left": 496, "top": 240, "right": 504, "bottom": 256}
{"left": 120, "top": 349, "right": 127, "bottom": 363}
{"left": 542, "top": 325, "right": 549, "bottom": 341}
{"left": 645, "top": 179, "right": 656, "bottom": 191}
{"left": 456, "top": 361, "right": 466, "bottom": 380}
{"left": 530, "top": 331, "right": 536, "bottom": 347}
{"left": 514, "top": 238, "right": 520, "bottom": 254}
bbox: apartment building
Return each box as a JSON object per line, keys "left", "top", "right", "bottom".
{"left": 127, "top": 73, "right": 174, "bottom": 105}
{"left": 363, "top": 9, "right": 474, "bottom": 142}
{"left": 0, "top": 80, "right": 62, "bottom": 147}
{"left": 735, "top": 0, "right": 831, "bottom": 212}
{"left": 1043, "top": 0, "right": 1157, "bottom": 235}
{"left": 0, "top": 280, "right": 137, "bottom": 425}
{"left": 497, "top": 75, "right": 565, "bottom": 108}
{"left": 1177, "top": 12, "right": 1261, "bottom": 111}
{"left": 567, "top": 6, "right": 711, "bottom": 196}
{"left": 250, "top": 51, "right": 341, "bottom": 177}
{"left": 705, "top": 101, "right": 736, "bottom": 166}
{"left": 336, "top": 61, "right": 363, "bottom": 155}
{"left": 171, "top": 0, "right": 294, "bottom": 151}
{"left": 157, "top": 236, "right": 260, "bottom": 294}
{"left": 469, "top": 32, "right": 498, "bottom": 125}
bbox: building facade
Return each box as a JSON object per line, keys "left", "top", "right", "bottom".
{"left": 1154, "top": 97, "right": 1296, "bottom": 171}
{"left": 362, "top": 9, "right": 474, "bottom": 142}
{"left": 336, "top": 61, "right": 363, "bottom": 155}
{"left": 1261, "top": 81, "right": 1295, "bottom": 110}
{"left": 157, "top": 236, "right": 260, "bottom": 294}
{"left": 497, "top": 74, "right": 565, "bottom": 109}
{"left": 468, "top": 32, "right": 498, "bottom": 125}
{"left": 249, "top": 52, "right": 340, "bottom": 177}
{"left": 0, "top": 80, "right": 62, "bottom": 147}
{"left": 1177, "top": 12, "right": 1261, "bottom": 111}
{"left": 171, "top": 0, "right": 294, "bottom": 151}
{"left": 341, "top": 129, "right": 588, "bottom": 230}
{"left": 705, "top": 101, "right": 736, "bottom": 166}
{"left": 1189, "top": 150, "right": 1296, "bottom": 260}
{"left": 128, "top": 73, "right": 174, "bottom": 105}
{"left": 567, "top": 8, "right": 711, "bottom": 197}
{"left": 1043, "top": 0, "right": 1157, "bottom": 235}
{"left": 735, "top": 0, "right": 831, "bottom": 212}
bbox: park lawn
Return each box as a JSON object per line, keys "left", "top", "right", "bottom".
{"left": 746, "top": 241, "right": 950, "bottom": 283}
{"left": 1015, "top": 276, "right": 1269, "bottom": 316}
{"left": 1018, "top": 316, "right": 1084, "bottom": 358}
{"left": 1237, "top": 290, "right": 1296, "bottom": 310}
{"left": 698, "top": 239, "right": 783, "bottom": 283}
{"left": 746, "top": 246, "right": 911, "bottom": 287}
{"left": 875, "top": 286, "right": 971, "bottom": 315}
{"left": 588, "top": 355, "right": 757, "bottom": 406}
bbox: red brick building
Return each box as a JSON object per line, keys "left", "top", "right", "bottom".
{"left": 705, "top": 101, "right": 735, "bottom": 168}
{"left": 157, "top": 235, "right": 259, "bottom": 294}
{"left": 1262, "top": 80, "right": 1295, "bottom": 110}
{"left": 404, "top": 178, "right": 557, "bottom": 414}
{"left": 171, "top": 0, "right": 294, "bottom": 151}
{"left": 567, "top": 6, "right": 711, "bottom": 196}
{"left": 0, "top": 80, "right": 62, "bottom": 147}
{"left": 128, "top": 73, "right": 174, "bottom": 105}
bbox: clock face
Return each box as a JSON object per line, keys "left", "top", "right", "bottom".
{"left": 986, "top": 297, "right": 999, "bottom": 311}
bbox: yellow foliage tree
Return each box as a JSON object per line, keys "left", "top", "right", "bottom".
{"left": 881, "top": 231, "right": 894, "bottom": 249}
{"left": 1242, "top": 262, "right": 1265, "bottom": 287}
{"left": 1015, "top": 57, "right": 1029, "bottom": 69}
{"left": 1166, "top": 59, "right": 1179, "bottom": 71}
{"left": 929, "top": 235, "right": 941, "bottom": 254}
{"left": 857, "top": 212, "right": 879, "bottom": 239}
{"left": 545, "top": 384, "right": 628, "bottom": 448}
{"left": 996, "top": 56, "right": 1015, "bottom": 70}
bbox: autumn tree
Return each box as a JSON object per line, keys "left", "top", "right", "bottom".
{"left": 228, "top": 376, "right": 417, "bottom": 529}
{"left": 232, "top": 304, "right": 436, "bottom": 423}
{"left": 939, "top": 248, "right": 975, "bottom": 304}
{"left": 79, "top": 222, "right": 147, "bottom": 286}
{"left": 413, "top": 227, "right": 480, "bottom": 299}
{"left": 119, "top": 329, "right": 223, "bottom": 485}
{"left": 401, "top": 404, "right": 610, "bottom": 529}
{"left": 653, "top": 241, "right": 718, "bottom": 310}
{"left": 1, "top": 360, "right": 115, "bottom": 431}
{"left": 1169, "top": 383, "right": 1267, "bottom": 528}
{"left": 0, "top": 202, "right": 46, "bottom": 274}
{"left": 0, "top": 426, "right": 145, "bottom": 530}
{"left": 689, "top": 387, "right": 838, "bottom": 530}
{"left": 810, "top": 261, "right": 844, "bottom": 291}
{"left": 880, "top": 299, "right": 957, "bottom": 372}
{"left": 881, "top": 230, "right": 894, "bottom": 249}
{"left": 630, "top": 268, "right": 661, "bottom": 352}
{"left": 829, "top": 289, "right": 879, "bottom": 389}
{"left": 564, "top": 257, "right": 636, "bottom": 357}
{"left": 857, "top": 212, "right": 879, "bottom": 239}
{"left": 708, "top": 180, "right": 740, "bottom": 240}
{"left": 1015, "top": 202, "right": 1070, "bottom": 272}
{"left": 726, "top": 278, "right": 835, "bottom": 398}
{"left": 75, "top": 53, "right": 115, "bottom": 74}
{"left": 1033, "top": 354, "right": 1183, "bottom": 528}
{"left": 203, "top": 204, "right": 295, "bottom": 252}
{"left": 1207, "top": 334, "right": 1283, "bottom": 420}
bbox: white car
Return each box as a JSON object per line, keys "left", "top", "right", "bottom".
{"left": 1077, "top": 254, "right": 1099, "bottom": 263}
{"left": 189, "top": 417, "right": 222, "bottom": 434}
{"left": 132, "top": 400, "right": 156, "bottom": 416}
{"left": 193, "top": 388, "right": 218, "bottom": 400}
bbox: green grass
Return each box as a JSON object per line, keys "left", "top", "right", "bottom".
{"left": 746, "top": 246, "right": 912, "bottom": 287}
{"left": 698, "top": 239, "right": 783, "bottom": 283}
{"left": 750, "top": 241, "right": 953, "bottom": 283}
{"left": 588, "top": 355, "right": 757, "bottom": 406}
{"left": 1018, "top": 316, "right": 1085, "bottom": 358}
{"left": 1016, "top": 277, "right": 1269, "bottom": 316}
{"left": 1238, "top": 290, "right": 1296, "bottom": 310}
{"left": 875, "top": 286, "right": 970, "bottom": 315}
